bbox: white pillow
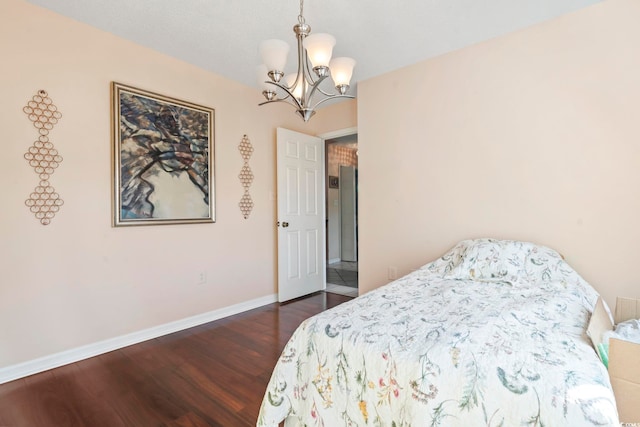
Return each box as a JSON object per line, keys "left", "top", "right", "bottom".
{"left": 445, "top": 239, "right": 534, "bottom": 284}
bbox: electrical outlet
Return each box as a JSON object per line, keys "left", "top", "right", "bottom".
{"left": 197, "top": 272, "right": 207, "bottom": 284}
{"left": 388, "top": 267, "right": 398, "bottom": 280}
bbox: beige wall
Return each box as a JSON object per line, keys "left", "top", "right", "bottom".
{"left": 358, "top": 0, "right": 640, "bottom": 309}
{"left": 0, "top": 0, "right": 355, "bottom": 370}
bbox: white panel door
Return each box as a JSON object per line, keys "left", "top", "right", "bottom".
{"left": 277, "top": 128, "right": 326, "bottom": 302}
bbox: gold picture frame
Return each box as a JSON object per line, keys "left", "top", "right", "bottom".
{"left": 111, "top": 82, "right": 215, "bottom": 226}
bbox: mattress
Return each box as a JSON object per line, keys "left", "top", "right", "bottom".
{"left": 257, "top": 239, "right": 619, "bottom": 426}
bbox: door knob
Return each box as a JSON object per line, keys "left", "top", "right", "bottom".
{"left": 282, "top": 222, "right": 289, "bottom": 228}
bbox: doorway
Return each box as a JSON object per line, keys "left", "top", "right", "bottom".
{"left": 325, "top": 134, "right": 358, "bottom": 297}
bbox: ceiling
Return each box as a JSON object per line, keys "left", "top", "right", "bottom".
{"left": 26, "top": 0, "right": 600, "bottom": 94}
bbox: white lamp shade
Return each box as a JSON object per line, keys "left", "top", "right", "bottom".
{"left": 285, "top": 74, "right": 303, "bottom": 100}
{"left": 259, "top": 39, "right": 289, "bottom": 72}
{"left": 257, "top": 65, "right": 272, "bottom": 91}
{"left": 303, "top": 33, "right": 336, "bottom": 68}
{"left": 329, "top": 57, "right": 356, "bottom": 86}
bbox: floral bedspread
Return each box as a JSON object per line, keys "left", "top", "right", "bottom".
{"left": 257, "top": 239, "right": 619, "bottom": 426}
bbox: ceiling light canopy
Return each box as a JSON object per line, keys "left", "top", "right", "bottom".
{"left": 258, "top": 0, "right": 356, "bottom": 122}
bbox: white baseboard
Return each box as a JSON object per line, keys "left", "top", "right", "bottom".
{"left": 328, "top": 258, "right": 341, "bottom": 265}
{"left": 0, "top": 293, "right": 278, "bottom": 385}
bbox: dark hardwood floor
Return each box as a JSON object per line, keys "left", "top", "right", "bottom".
{"left": 0, "top": 292, "right": 353, "bottom": 427}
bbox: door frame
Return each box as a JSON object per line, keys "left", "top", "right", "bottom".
{"left": 319, "top": 127, "right": 358, "bottom": 142}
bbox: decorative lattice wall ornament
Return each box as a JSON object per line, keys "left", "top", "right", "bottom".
{"left": 22, "top": 90, "right": 64, "bottom": 225}
{"left": 238, "top": 134, "right": 254, "bottom": 219}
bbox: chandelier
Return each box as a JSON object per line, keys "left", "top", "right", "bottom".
{"left": 258, "top": 0, "right": 356, "bottom": 122}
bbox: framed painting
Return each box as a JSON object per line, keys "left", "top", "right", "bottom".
{"left": 111, "top": 82, "right": 215, "bottom": 226}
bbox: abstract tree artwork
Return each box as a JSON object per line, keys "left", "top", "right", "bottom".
{"left": 238, "top": 135, "right": 254, "bottom": 219}
{"left": 111, "top": 82, "right": 215, "bottom": 226}
{"left": 22, "top": 90, "right": 64, "bottom": 225}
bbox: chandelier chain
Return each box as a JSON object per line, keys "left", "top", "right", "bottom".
{"left": 298, "top": 0, "right": 305, "bottom": 25}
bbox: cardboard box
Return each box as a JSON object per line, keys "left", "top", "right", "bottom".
{"left": 587, "top": 297, "right": 640, "bottom": 423}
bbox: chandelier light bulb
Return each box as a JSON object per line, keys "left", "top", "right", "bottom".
{"left": 329, "top": 57, "right": 356, "bottom": 88}
{"left": 285, "top": 74, "right": 303, "bottom": 101}
{"left": 259, "top": 39, "right": 289, "bottom": 79}
{"left": 303, "top": 33, "right": 336, "bottom": 69}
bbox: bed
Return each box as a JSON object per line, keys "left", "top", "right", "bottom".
{"left": 257, "top": 239, "right": 619, "bottom": 426}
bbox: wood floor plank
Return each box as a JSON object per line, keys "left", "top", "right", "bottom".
{"left": 0, "top": 292, "right": 352, "bottom": 427}
{"left": 166, "top": 411, "right": 213, "bottom": 427}
{"left": 22, "top": 370, "right": 90, "bottom": 427}
{"left": 0, "top": 379, "right": 37, "bottom": 427}
{"left": 49, "top": 362, "right": 128, "bottom": 427}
